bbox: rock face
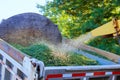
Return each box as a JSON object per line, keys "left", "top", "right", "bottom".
{"left": 0, "top": 13, "right": 62, "bottom": 45}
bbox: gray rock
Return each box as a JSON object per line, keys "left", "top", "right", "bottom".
{"left": 0, "top": 13, "right": 62, "bottom": 46}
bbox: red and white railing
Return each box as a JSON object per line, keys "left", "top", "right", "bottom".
{"left": 45, "top": 65, "right": 120, "bottom": 80}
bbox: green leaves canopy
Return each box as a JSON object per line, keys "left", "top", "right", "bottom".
{"left": 37, "top": 0, "right": 120, "bottom": 38}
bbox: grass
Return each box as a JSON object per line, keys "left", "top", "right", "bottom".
{"left": 11, "top": 42, "right": 98, "bottom": 66}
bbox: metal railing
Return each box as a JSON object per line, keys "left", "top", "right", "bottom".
{"left": 0, "top": 39, "right": 44, "bottom": 80}
{"left": 45, "top": 65, "right": 120, "bottom": 80}
{"left": 0, "top": 38, "right": 120, "bottom": 80}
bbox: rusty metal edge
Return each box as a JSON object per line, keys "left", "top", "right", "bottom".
{"left": 0, "top": 38, "right": 30, "bottom": 64}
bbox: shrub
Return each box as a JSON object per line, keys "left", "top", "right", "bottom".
{"left": 87, "top": 37, "right": 120, "bottom": 55}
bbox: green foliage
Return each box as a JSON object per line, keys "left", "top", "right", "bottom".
{"left": 87, "top": 37, "right": 120, "bottom": 55}
{"left": 37, "top": 0, "right": 120, "bottom": 38}
{"left": 68, "top": 52, "right": 97, "bottom": 65}
{"left": 12, "top": 43, "right": 98, "bottom": 66}
{"left": 12, "top": 44, "right": 54, "bottom": 66}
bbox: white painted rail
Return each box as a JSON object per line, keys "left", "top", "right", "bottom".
{"left": 0, "top": 39, "right": 43, "bottom": 80}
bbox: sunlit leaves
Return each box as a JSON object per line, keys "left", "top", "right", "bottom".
{"left": 37, "top": 0, "right": 120, "bottom": 38}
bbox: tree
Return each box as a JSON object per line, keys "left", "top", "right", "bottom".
{"left": 37, "top": 0, "right": 120, "bottom": 38}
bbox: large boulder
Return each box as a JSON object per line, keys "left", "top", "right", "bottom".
{"left": 0, "top": 13, "right": 62, "bottom": 45}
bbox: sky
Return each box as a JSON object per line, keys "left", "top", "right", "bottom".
{"left": 0, "top": 0, "right": 51, "bottom": 21}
